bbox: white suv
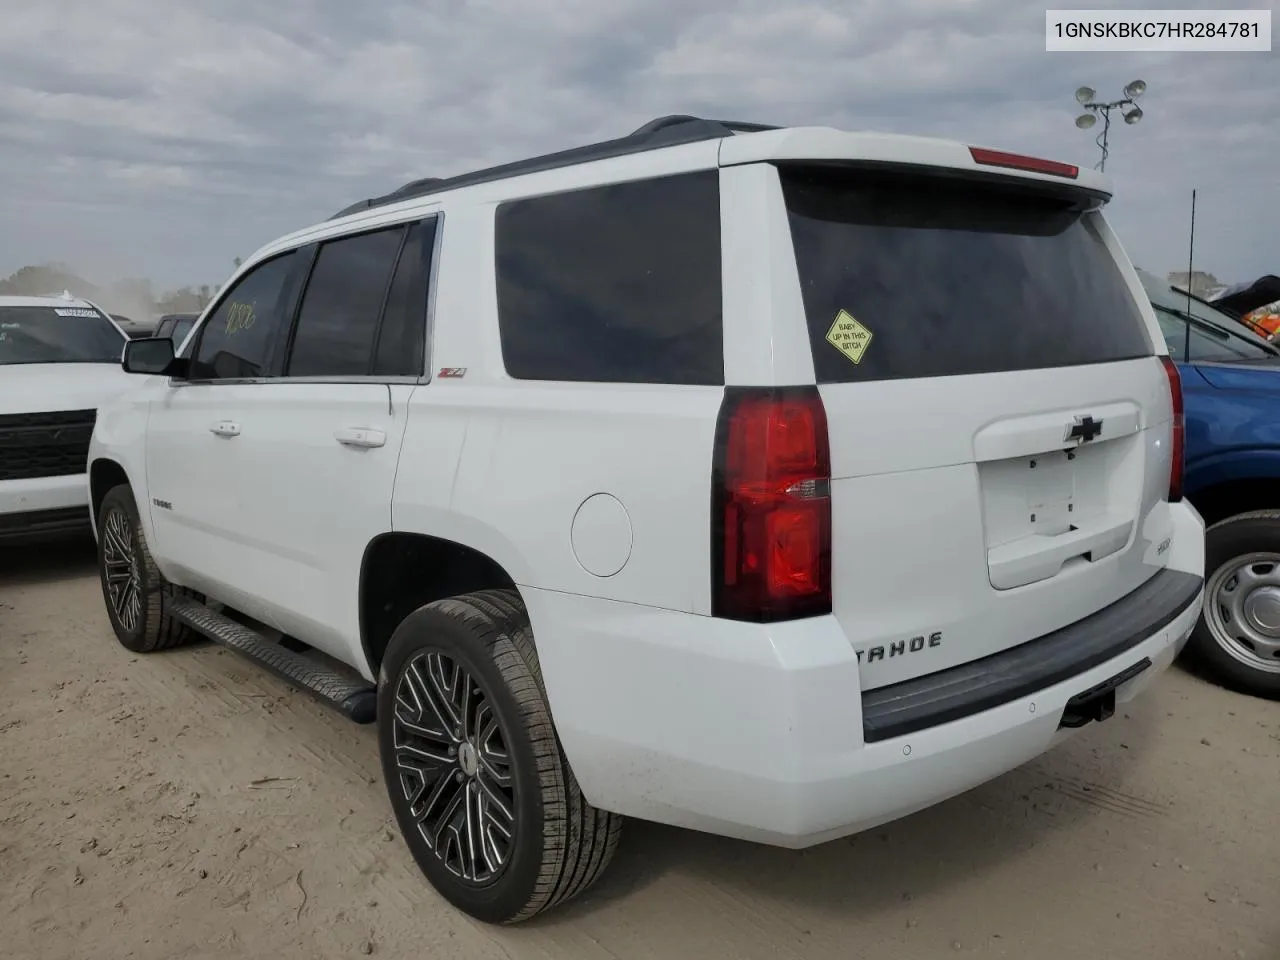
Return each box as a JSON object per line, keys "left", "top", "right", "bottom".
{"left": 87, "top": 116, "right": 1206, "bottom": 924}
{"left": 0, "top": 294, "right": 131, "bottom": 543}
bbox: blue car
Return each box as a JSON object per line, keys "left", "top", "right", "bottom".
{"left": 1140, "top": 269, "right": 1280, "bottom": 698}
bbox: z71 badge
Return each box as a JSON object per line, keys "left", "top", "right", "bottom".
{"left": 856, "top": 631, "right": 942, "bottom": 663}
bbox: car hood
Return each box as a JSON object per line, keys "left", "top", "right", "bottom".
{"left": 0, "top": 362, "right": 136, "bottom": 415}
{"left": 1194, "top": 359, "right": 1280, "bottom": 392}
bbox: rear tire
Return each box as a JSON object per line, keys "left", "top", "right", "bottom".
{"left": 1186, "top": 510, "right": 1280, "bottom": 699}
{"left": 376, "top": 588, "right": 621, "bottom": 923}
{"left": 96, "top": 485, "right": 196, "bottom": 653}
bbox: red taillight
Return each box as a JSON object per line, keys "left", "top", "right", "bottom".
{"left": 1161, "top": 355, "right": 1185, "bottom": 502}
{"left": 968, "top": 146, "right": 1079, "bottom": 180}
{"left": 712, "top": 388, "right": 832, "bottom": 622}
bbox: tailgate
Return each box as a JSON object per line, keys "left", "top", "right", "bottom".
{"left": 778, "top": 163, "right": 1174, "bottom": 690}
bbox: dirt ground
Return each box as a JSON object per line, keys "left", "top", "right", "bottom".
{"left": 1, "top": 541, "right": 1277, "bottom": 960}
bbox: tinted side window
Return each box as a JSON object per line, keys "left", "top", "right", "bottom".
{"left": 373, "top": 219, "right": 436, "bottom": 377}
{"left": 780, "top": 167, "right": 1152, "bottom": 383}
{"left": 1154, "top": 309, "right": 1188, "bottom": 361}
{"left": 287, "top": 226, "right": 406, "bottom": 377}
{"left": 190, "top": 253, "right": 297, "bottom": 380}
{"left": 495, "top": 171, "right": 723, "bottom": 385}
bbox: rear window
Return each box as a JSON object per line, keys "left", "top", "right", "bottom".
{"left": 494, "top": 171, "right": 723, "bottom": 385}
{"left": 780, "top": 167, "right": 1152, "bottom": 383}
{"left": 0, "top": 305, "right": 126, "bottom": 365}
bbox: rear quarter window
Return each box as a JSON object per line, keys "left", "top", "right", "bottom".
{"left": 494, "top": 170, "right": 723, "bottom": 385}
{"left": 780, "top": 167, "right": 1153, "bottom": 383}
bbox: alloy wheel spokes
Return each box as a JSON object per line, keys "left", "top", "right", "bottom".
{"left": 476, "top": 703, "right": 513, "bottom": 788}
{"left": 393, "top": 651, "right": 517, "bottom": 884}
{"left": 400, "top": 661, "right": 454, "bottom": 744}
{"left": 103, "top": 509, "right": 142, "bottom": 632}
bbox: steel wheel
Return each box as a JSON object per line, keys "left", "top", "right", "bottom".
{"left": 1203, "top": 551, "right": 1280, "bottom": 675}
{"left": 101, "top": 505, "right": 143, "bottom": 634}
{"left": 392, "top": 651, "right": 517, "bottom": 885}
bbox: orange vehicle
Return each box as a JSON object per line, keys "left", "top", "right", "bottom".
{"left": 1212, "top": 275, "right": 1280, "bottom": 340}
{"left": 1241, "top": 301, "right": 1280, "bottom": 340}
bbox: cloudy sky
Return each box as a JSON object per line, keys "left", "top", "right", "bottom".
{"left": 0, "top": 0, "right": 1274, "bottom": 292}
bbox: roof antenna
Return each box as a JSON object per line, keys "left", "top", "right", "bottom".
{"left": 1183, "top": 189, "right": 1196, "bottom": 362}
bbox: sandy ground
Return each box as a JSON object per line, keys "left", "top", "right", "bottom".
{"left": 1, "top": 541, "right": 1278, "bottom": 960}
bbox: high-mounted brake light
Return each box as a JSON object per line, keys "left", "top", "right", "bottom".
{"left": 712, "top": 387, "right": 832, "bottom": 622}
{"left": 1160, "top": 356, "right": 1185, "bottom": 502}
{"left": 968, "top": 146, "right": 1080, "bottom": 180}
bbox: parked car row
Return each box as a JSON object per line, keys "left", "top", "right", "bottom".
{"left": 1139, "top": 269, "right": 1280, "bottom": 697}
{"left": 0, "top": 301, "right": 222, "bottom": 544}
{"left": 92, "top": 312, "right": 201, "bottom": 340}
{"left": 1206, "top": 274, "right": 1280, "bottom": 341}
{"left": 0, "top": 296, "right": 134, "bottom": 542}
{"left": 152, "top": 313, "right": 198, "bottom": 344}
{"left": 0, "top": 117, "right": 1265, "bottom": 925}
{"left": 104, "top": 313, "right": 149, "bottom": 339}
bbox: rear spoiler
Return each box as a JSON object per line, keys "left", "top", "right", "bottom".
{"left": 718, "top": 127, "right": 1112, "bottom": 203}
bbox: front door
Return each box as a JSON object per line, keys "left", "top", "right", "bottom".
{"left": 148, "top": 216, "right": 438, "bottom": 674}
{"left": 146, "top": 250, "right": 304, "bottom": 610}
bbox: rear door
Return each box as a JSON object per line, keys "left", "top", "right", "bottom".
{"left": 777, "top": 165, "right": 1174, "bottom": 690}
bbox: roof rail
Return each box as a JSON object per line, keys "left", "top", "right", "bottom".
{"left": 327, "top": 115, "right": 779, "bottom": 220}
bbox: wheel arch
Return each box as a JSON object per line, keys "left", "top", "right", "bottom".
{"left": 1186, "top": 473, "right": 1280, "bottom": 530}
{"left": 359, "top": 531, "right": 525, "bottom": 677}
{"left": 89, "top": 457, "right": 134, "bottom": 535}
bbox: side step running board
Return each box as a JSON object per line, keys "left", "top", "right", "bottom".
{"left": 168, "top": 597, "right": 377, "bottom": 724}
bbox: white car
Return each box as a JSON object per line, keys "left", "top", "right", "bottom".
{"left": 87, "top": 116, "right": 1206, "bottom": 924}
{"left": 0, "top": 294, "right": 131, "bottom": 543}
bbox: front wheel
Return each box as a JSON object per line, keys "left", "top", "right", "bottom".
{"left": 95, "top": 484, "right": 196, "bottom": 653}
{"left": 1186, "top": 510, "right": 1280, "bottom": 699}
{"left": 376, "top": 589, "right": 621, "bottom": 924}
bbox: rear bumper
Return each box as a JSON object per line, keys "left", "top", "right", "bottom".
{"left": 525, "top": 501, "right": 1205, "bottom": 848}
{"left": 861, "top": 568, "right": 1202, "bottom": 743}
{"left": 0, "top": 475, "right": 92, "bottom": 544}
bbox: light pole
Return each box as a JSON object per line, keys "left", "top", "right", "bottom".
{"left": 1073, "top": 80, "right": 1147, "bottom": 172}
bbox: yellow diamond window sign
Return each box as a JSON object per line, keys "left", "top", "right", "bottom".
{"left": 825, "top": 309, "right": 872, "bottom": 364}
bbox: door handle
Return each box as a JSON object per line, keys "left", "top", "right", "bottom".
{"left": 209, "top": 420, "right": 240, "bottom": 438}
{"left": 334, "top": 427, "right": 387, "bottom": 449}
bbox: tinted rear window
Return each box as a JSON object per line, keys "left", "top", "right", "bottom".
{"left": 495, "top": 171, "right": 723, "bottom": 385}
{"left": 287, "top": 225, "right": 406, "bottom": 378}
{"left": 373, "top": 218, "right": 436, "bottom": 378}
{"left": 780, "top": 167, "right": 1152, "bottom": 383}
